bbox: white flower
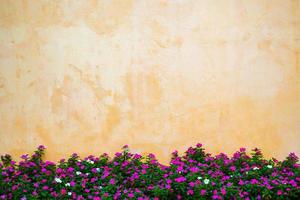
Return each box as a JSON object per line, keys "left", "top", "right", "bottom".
{"left": 203, "top": 178, "right": 210, "bottom": 184}
{"left": 96, "top": 168, "right": 100, "bottom": 172}
{"left": 230, "top": 175, "right": 233, "bottom": 178}
{"left": 55, "top": 177, "right": 62, "bottom": 183}
{"left": 87, "top": 159, "right": 94, "bottom": 164}
{"left": 197, "top": 176, "right": 202, "bottom": 180}
{"left": 253, "top": 167, "right": 259, "bottom": 170}
{"left": 86, "top": 173, "right": 90, "bottom": 176}
{"left": 246, "top": 171, "right": 248, "bottom": 174}
{"left": 65, "top": 183, "right": 70, "bottom": 187}
{"left": 76, "top": 171, "right": 82, "bottom": 175}
{"left": 267, "top": 165, "right": 272, "bottom": 169}
{"left": 68, "top": 192, "right": 72, "bottom": 196}
{"left": 99, "top": 186, "right": 103, "bottom": 189}
{"left": 78, "top": 159, "right": 81, "bottom": 162}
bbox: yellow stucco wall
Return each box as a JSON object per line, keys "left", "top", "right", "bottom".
{"left": 0, "top": 0, "right": 299, "bottom": 164}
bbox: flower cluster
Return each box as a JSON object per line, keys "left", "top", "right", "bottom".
{"left": 0, "top": 144, "right": 299, "bottom": 199}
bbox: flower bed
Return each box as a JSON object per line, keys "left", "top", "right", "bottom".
{"left": 0, "top": 144, "right": 299, "bottom": 199}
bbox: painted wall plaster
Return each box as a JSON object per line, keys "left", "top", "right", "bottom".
{"left": 0, "top": 0, "right": 299, "bottom": 163}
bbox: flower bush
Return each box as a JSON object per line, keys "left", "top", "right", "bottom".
{"left": 0, "top": 144, "right": 299, "bottom": 199}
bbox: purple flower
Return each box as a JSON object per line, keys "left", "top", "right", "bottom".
{"left": 196, "top": 143, "right": 202, "bottom": 148}
{"left": 21, "top": 154, "right": 29, "bottom": 160}
{"left": 134, "top": 154, "right": 142, "bottom": 159}
{"left": 115, "top": 152, "right": 122, "bottom": 157}
{"left": 109, "top": 178, "right": 116, "bottom": 185}
{"left": 38, "top": 145, "right": 45, "bottom": 150}
{"left": 148, "top": 153, "right": 155, "bottom": 159}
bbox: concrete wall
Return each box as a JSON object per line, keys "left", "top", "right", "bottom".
{"left": 0, "top": 0, "right": 299, "bottom": 163}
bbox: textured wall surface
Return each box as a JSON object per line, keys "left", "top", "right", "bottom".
{"left": 0, "top": 0, "right": 299, "bottom": 163}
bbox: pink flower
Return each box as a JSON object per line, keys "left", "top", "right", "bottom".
{"left": 212, "top": 195, "right": 221, "bottom": 199}
{"left": 190, "top": 167, "right": 199, "bottom": 173}
{"left": 103, "top": 193, "right": 109, "bottom": 197}
{"left": 238, "top": 179, "right": 244, "bottom": 185}
{"left": 187, "top": 189, "right": 194, "bottom": 195}
{"left": 56, "top": 168, "right": 63, "bottom": 173}
{"left": 67, "top": 167, "right": 74, "bottom": 173}
{"left": 201, "top": 189, "right": 206, "bottom": 195}
{"left": 188, "top": 182, "right": 195, "bottom": 187}
{"left": 60, "top": 188, "right": 66, "bottom": 195}
{"left": 221, "top": 187, "right": 226, "bottom": 195}
{"left": 128, "top": 193, "right": 134, "bottom": 198}
{"left": 109, "top": 178, "right": 116, "bottom": 185}
{"left": 250, "top": 179, "right": 259, "bottom": 184}
{"left": 230, "top": 166, "right": 236, "bottom": 171}
{"left": 93, "top": 197, "right": 101, "bottom": 200}
{"left": 175, "top": 177, "right": 186, "bottom": 183}
{"left": 70, "top": 181, "right": 75, "bottom": 187}
{"left": 42, "top": 185, "right": 49, "bottom": 190}
{"left": 277, "top": 190, "right": 282, "bottom": 195}
{"left": 115, "top": 152, "right": 122, "bottom": 157}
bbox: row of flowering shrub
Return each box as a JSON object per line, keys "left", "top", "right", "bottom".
{"left": 0, "top": 144, "right": 299, "bottom": 199}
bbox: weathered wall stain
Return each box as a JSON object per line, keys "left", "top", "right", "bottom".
{"left": 0, "top": 0, "right": 299, "bottom": 164}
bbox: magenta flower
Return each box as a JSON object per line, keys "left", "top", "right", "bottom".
{"left": 230, "top": 166, "right": 236, "bottom": 171}
{"left": 115, "top": 152, "right": 122, "bottom": 157}
{"left": 70, "top": 181, "right": 75, "bottom": 187}
{"left": 175, "top": 177, "right": 186, "bottom": 183}
{"left": 109, "top": 178, "right": 115, "bottom": 185}
{"left": 42, "top": 185, "right": 49, "bottom": 190}
{"left": 250, "top": 179, "right": 259, "bottom": 184}
{"left": 196, "top": 143, "right": 202, "bottom": 148}
{"left": 67, "top": 167, "right": 74, "bottom": 173}
{"left": 221, "top": 187, "right": 226, "bottom": 195}
{"left": 190, "top": 166, "right": 199, "bottom": 173}
{"left": 187, "top": 189, "right": 194, "bottom": 195}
